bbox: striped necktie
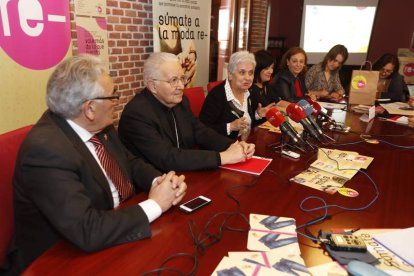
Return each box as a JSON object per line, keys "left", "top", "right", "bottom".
{"left": 89, "top": 135, "right": 134, "bottom": 202}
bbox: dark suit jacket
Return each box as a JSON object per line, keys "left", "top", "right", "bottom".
{"left": 380, "top": 74, "right": 409, "bottom": 102}
{"left": 249, "top": 83, "right": 279, "bottom": 107}
{"left": 270, "top": 70, "right": 308, "bottom": 103}
{"left": 199, "top": 81, "right": 263, "bottom": 140}
{"left": 118, "top": 89, "right": 233, "bottom": 172}
{"left": 9, "top": 111, "right": 160, "bottom": 274}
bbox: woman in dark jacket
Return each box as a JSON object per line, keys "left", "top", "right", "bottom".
{"left": 373, "top": 53, "right": 409, "bottom": 102}
{"left": 271, "top": 47, "right": 310, "bottom": 103}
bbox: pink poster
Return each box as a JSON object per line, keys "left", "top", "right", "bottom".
{"left": 76, "top": 16, "right": 108, "bottom": 65}
{"left": 0, "top": 0, "right": 71, "bottom": 70}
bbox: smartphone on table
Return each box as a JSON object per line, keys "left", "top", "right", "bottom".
{"left": 179, "top": 195, "right": 211, "bottom": 213}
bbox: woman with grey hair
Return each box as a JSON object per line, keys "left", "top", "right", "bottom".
{"left": 200, "top": 51, "right": 275, "bottom": 140}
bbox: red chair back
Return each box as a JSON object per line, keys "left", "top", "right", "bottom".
{"left": 207, "top": 80, "right": 224, "bottom": 93}
{"left": 183, "top": 87, "right": 205, "bottom": 117}
{"left": 0, "top": 125, "right": 32, "bottom": 266}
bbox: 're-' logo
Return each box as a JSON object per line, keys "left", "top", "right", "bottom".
{"left": 351, "top": 75, "right": 367, "bottom": 90}
{"left": 403, "top": 63, "right": 414, "bottom": 77}
{"left": 337, "top": 187, "right": 359, "bottom": 197}
{"left": 0, "top": 0, "right": 71, "bottom": 70}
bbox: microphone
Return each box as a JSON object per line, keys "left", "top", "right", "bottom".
{"left": 286, "top": 103, "right": 321, "bottom": 141}
{"left": 265, "top": 107, "right": 307, "bottom": 149}
{"left": 296, "top": 99, "right": 324, "bottom": 136}
{"left": 306, "top": 98, "right": 335, "bottom": 124}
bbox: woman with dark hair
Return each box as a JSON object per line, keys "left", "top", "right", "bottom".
{"left": 305, "top": 44, "right": 348, "bottom": 100}
{"left": 372, "top": 53, "right": 409, "bottom": 102}
{"left": 270, "top": 47, "right": 310, "bottom": 102}
{"left": 249, "top": 50, "right": 279, "bottom": 106}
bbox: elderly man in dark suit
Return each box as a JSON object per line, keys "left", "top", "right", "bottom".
{"left": 118, "top": 52, "right": 255, "bottom": 172}
{"left": 7, "top": 54, "right": 186, "bottom": 274}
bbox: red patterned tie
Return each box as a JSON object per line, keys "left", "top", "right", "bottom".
{"left": 89, "top": 135, "right": 134, "bottom": 202}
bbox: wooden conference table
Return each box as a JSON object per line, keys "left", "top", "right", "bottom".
{"left": 24, "top": 110, "right": 414, "bottom": 275}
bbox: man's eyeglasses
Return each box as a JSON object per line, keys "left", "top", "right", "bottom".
{"left": 90, "top": 89, "right": 120, "bottom": 101}
{"left": 153, "top": 76, "right": 188, "bottom": 87}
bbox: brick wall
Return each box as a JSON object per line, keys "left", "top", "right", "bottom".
{"left": 70, "top": 0, "right": 154, "bottom": 124}
{"left": 106, "top": 0, "right": 154, "bottom": 123}
{"left": 248, "top": 0, "right": 269, "bottom": 53}
{"left": 69, "top": 0, "right": 268, "bottom": 124}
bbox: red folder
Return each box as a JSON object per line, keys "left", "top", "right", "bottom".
{"left": 219, "top": 156, "right": 272, "bottom": 175}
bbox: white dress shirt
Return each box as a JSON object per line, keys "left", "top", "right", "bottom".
{"left": 66, "top": 120, "right": 162, "bottom": 222}
{"left": 224, "top": 79, "right": 252, "bottom": 136}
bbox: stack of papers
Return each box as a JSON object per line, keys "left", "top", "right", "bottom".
{"left": 331, "top": 228, "right": 414, "bottom": 274}
{"left": 351, "top": 105, "right": 372, "bottom": 114}
{"left": 290, "top": 148, "right": 373, "bottom": 194}
{"left": 259, "top": 120, "right": 303, "bottom": 134}
{"left": 258, "top": 121, "right": 281, "bottom": 133}
{"left": 318, "top": 101, "right": 347, "bottom": 110}
{"left": 380, "top": 102, "right": 414, "bottom": 116}
{"left": 212, "top": 214, "right": 310, "bottom": 275}
{"left": 382, "top": 115, "right": 409, "bottom": 125}
{"left": 373, "top": 227, "right": 414, "bottom": 267}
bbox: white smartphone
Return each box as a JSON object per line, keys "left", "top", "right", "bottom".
{"left": 179, "top": 195, "right": 211, "bottom": 213}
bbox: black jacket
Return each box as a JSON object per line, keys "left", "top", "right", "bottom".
{"left": 9, "top": 111, "right": 159, "bottom": 274}
{"left": 119, "top": 88, "right": 233, "bottom": 172}
{"left": 199, "top": 81, "right": 263, "bottom": 140}
{"left": 271, "top": 70, "right": 308, "bottom": 103}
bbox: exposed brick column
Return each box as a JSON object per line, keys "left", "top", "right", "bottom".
{"left": 248, "top": 0, "right": 269, "bottom": 53}
{"left": 105, "top": 0, "right": 154, "bottom": 123}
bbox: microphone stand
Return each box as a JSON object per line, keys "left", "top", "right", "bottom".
{"left": 322, "top": 132, "right": 336, "bottom": 142}
{"left": 301, "top": 131, "right": 318, "bottom": 150}
{"left": 267, "top": 133, "right": 306, "bottom": 153}
{"left": 316, "top": 116, "right": 338, "bottom": 143}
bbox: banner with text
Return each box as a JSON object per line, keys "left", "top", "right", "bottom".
{"left": 152, "top": 0, "right": 211, "bottom": 88}
{"left": 76, "top": 16, "right": 109, "bottom": 67}
{"left": 0, "top": 0, "right": 72, "bottom": 133}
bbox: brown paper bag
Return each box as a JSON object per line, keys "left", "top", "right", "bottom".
{"left": 348, "top": 61, "right": 379, "bottom": 105}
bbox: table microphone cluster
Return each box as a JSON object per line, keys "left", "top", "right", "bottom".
{"left": 265, "top": 99, "right": 336, "bottom": 152}
{"left": 305, "top": 98, "right": 336, "bottom": 125}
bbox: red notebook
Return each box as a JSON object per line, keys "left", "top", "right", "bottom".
{"left": 219, "top": 156, "right": 272, "bottom": 175}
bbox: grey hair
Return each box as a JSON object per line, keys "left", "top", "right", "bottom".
{"left": 227, "top": 51, "right": 256, "bottom": 74}
{"left": 144, "top": 52, "right": 180, "bottom": 82}
{"left": 46, "top": 54, "right": 108, "bottom": 119}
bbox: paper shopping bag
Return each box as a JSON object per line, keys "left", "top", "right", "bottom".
{"left": 349, "top": 61, "right": 379, "bottom": 105}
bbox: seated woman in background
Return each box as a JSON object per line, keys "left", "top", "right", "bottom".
{"left": 249, "top": 50, "right": 279, "bottom": 106}
{"left": 373, "top": 53, "right": 409, "bottom": 102}
{"left": 270, "top": 47, "right": 309, "bottom": 102}
{"left": 199, "top": 51, "right": 275, "bottom": 140}
{"left": 305, "top": 44, "right": 348, "bottom": 100}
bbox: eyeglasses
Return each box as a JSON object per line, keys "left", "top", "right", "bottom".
{"left": 380, "top": 68, "right": 393, "bottom": 74}
{"left": 153, "top": 76, "right": 188, "bottom": 87}
{"left": 90, "top": 89, "right": 120, "bottom": 101}
{"left": 93, "top": 93, "right": 120, "bottom": 101}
